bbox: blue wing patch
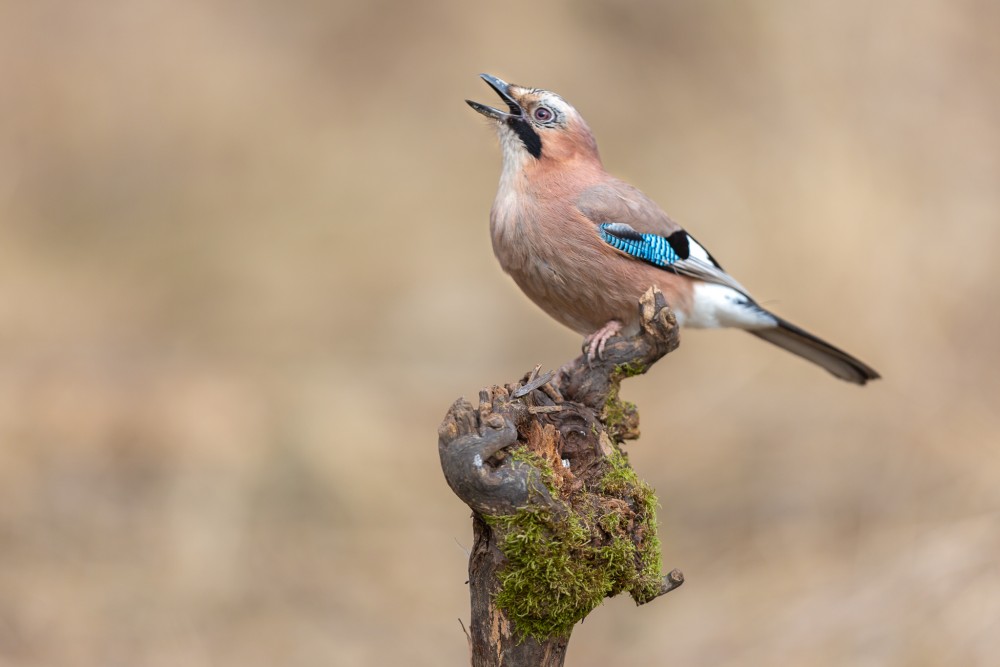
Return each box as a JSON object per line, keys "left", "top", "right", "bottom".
{"left": 599, "top": 223, "right": 680, "bottom": 267}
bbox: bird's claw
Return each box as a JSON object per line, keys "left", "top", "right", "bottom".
{"left": 584, "top": 320, "right": 624, "bottom": 362}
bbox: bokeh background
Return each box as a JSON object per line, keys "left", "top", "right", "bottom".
{"left": 2, "top": 1, "right": 999, "bottom": 665}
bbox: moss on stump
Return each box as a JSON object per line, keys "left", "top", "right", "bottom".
{"left": 485, "top": 421, "right": 662, "bottom": 641}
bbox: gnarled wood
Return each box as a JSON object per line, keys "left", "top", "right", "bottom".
{"left": 438, "top": 288, "right": 684, "bottom": 667}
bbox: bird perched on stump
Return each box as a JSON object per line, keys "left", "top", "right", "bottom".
{"left": 467, "top": 73, "right": 879, "bottom": 385}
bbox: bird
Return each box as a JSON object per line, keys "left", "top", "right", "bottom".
{"left": 466, "top": 73, "right": 880, "bottom": 385}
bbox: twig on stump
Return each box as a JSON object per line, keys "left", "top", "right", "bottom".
{"left": 438, "top": 288, "right": 685, "bottom": 667}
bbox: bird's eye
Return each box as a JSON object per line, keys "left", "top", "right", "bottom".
{"left": 533, "top": 106, "right": 554, "bottom": 123}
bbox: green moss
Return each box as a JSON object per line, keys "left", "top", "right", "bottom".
{"left": 602, "top": 362, "right": 644, "bottom": 440}
{"left": 631, "top": 483, "right": 663, "bottom": 603}
{"left": 599, "top": 450, "right": 663, "bottom": 603}
{"left": 633, "top": 534, "right": 663, "bottom": 601}
{"left": 485, "top": 448, "right": 664, "bottom": 640}
{"left": 598, "top": 511, "right": 622, "bottom": 534}
{"left": 602, "top": 387, "right": 638, "bottom": 442}
{"left": 486, "top": 509, "right": 606, "bottom": 640}
{"left": 508, "top": 445, "right": 558, "bottom": 497}
{"left": 613, "top": 361, "right": 647, "bottom": 378}
{"left": 599, "top": 449, "right": 638, "bottom": 495}
{"left": 603, "top": 388, "right": 627, "bottom": 430}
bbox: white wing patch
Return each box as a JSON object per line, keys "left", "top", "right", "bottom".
{"left": 682, "top": 283, "right": 777, "bottom": 330}
{"left": 665, "top": 233, "right": 752, "bottom": 296}
{"left": 685, "top": 235, "right": 714, "bottom": 265}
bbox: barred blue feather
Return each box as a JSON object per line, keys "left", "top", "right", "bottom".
{"left": 599, "top": 223, "right": 679, "bottom": 267}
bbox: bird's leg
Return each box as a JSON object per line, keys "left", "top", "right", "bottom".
{"left": 584, "top": 320, "right": 624, "bottom": 362}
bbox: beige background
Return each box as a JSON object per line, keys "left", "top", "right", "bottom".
{"left": 2, "top": 1, "right": 998, "bottom": 665}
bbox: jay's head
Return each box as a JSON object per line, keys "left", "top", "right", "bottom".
{"left": 467, "top": 74, "right": 600, "bottom": 167}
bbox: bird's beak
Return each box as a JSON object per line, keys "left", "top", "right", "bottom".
{"left": 466, "top": 73, "right": 523, "bottom": 121}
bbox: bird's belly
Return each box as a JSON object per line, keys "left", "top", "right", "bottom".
{"left": 509, "top": 259, "right": 618, "bottom": 334}
{"left": 492, "top": 208, "right": 693, "bottom": 336}
{"left": 502, "top": 248, "right": 674, "bottom": 337}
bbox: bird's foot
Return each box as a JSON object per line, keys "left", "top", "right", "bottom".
{"left": 584, "top": 320, "right": 624, "bottom": 362}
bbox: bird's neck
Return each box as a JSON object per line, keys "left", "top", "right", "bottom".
{"left": 491, "top": 154, "right": 607, "bottom": 258}
{"left": 497, "top": 149, "right": 531, "bottom": 196}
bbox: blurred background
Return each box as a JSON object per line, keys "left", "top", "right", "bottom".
{"left": 1, "top": 0, "right": 998, "bottom": 665}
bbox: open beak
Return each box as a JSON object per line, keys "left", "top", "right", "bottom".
{"left": 466, "top": 73, "right": 523, "bottom": 121}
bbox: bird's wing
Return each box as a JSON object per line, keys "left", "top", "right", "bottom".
{"left": 576, "top": 180, "right": 750, "bottom": 296}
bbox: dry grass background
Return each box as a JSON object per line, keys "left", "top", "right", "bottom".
{"left": 1, "top": 1, "right": 999, "bottom": 665}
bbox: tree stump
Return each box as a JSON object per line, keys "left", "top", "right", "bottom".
{"left": 438, "top": 288, "right": 685, "bottom": 667}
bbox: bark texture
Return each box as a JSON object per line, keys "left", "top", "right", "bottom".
{"left": 438, "top": 288, "right": 684, "bottom": 667}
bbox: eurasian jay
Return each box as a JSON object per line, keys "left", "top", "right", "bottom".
{"left": 467, "top": 74, "right": 879, "bottom": 385}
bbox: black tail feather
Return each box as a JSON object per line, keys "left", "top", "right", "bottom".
{"left": 749, "top": 317, "right": 880, "bottom": 385}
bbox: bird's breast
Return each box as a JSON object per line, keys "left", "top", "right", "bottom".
{"left": 488, "top": 190, "right": 675, "bottom": 336}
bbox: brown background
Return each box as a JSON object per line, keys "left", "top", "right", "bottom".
{"left": 2, "top": 1, "right": 998, "bottom": 665}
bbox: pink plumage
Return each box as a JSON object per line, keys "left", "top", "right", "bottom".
{"left": 468, "top": 74, "right": 879, "bottom": 385}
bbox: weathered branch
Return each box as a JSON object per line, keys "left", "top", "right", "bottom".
{"left": 438, "top": 288, "right": 684, "bottom": 667}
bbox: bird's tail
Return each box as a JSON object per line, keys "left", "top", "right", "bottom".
{"left": 749, "top": 316, "right": 880, "bottom": 385}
